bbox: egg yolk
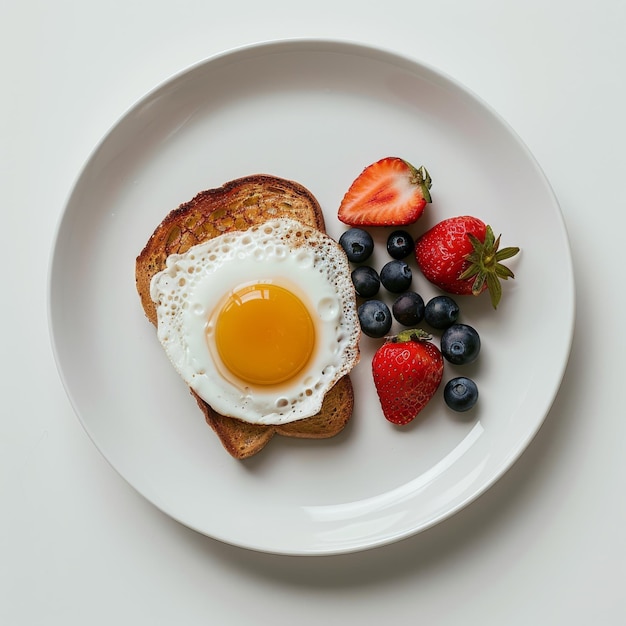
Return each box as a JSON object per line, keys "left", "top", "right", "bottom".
{"left": 214, "top": 283, "right": 316, "bottom": 386}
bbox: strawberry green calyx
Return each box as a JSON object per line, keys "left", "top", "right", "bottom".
{"left": 459, "top": 225, "right": 520, "bottom": 309}
{"left": 391, "top": 328, "right": 432, "bottom": 343}
{"left": 408, "top": 164, "right": 433, "bottom": 204}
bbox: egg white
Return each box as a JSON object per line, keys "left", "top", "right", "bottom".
{"left": 150, "top": 218, "right": 360, "bottom": 425}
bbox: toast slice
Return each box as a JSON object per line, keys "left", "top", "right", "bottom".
{"left": 136, "top": 175, "right": 355, "bottom": 459}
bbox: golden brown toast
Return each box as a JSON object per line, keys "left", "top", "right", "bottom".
{"left": 136, "top": 175, "right": 355, "bottom": 459}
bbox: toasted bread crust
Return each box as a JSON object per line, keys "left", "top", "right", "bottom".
{"left": 136, "top": 175, "right": 326, "bottom": 326}
{"left": 135, "top": 175, "right": 354, "bottom": 459}
{"left": 192, "top": 375, "right": 354, "bottom": 459}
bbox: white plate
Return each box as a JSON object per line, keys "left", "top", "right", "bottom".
{"left": 48, "top": 39, "right": 574, "bottom": 555}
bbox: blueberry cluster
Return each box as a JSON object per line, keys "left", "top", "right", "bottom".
{"left": 419, "top": 299, "right": 480, "bottom": 412}
{"left": 339, "top": 228, "right": 421, "bottom": 339}
{"left": 439, "top": 323, "right": 480, "bottom": 411}
{"left": 339, "top": 227, "right": 481, "bottom": 413}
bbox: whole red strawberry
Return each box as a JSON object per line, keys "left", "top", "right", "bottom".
{"left": 338, "top": 157, "right": 432, "bottom": 226}
{"left": 372, "top": 329, "right": 444, "bottom": 425}
{"left": 414, "top": 216, "right": 520, "bottom": 309}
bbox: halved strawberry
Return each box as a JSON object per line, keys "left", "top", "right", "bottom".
{"left": 338, "top": 157, "right": 432, "bottom": 226}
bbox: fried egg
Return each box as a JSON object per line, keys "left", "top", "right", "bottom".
{"left": 150, "top": 218, "right": 360, "bottom": 425}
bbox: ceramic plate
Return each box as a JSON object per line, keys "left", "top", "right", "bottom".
{"left": 48, "top": 39, "right": 574, "bottom": 555}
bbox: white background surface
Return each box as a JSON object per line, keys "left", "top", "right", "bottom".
{"left": 2, "top": 0, "right": 624, "bottom": 624}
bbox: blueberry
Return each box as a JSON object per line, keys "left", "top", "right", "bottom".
{"left": 386, "top": 230, "right": 415, "bottom": 259}
{"left": 440, "top": 324, "right": 481, "bottom": 365}
{"left": 358, "top": 300, "right": 392, "bottom": 338}
{"left": 380, "top": 260, "right": 412, "bottom": 293}
{"left": 444, "top": 377, "right": 479, "bottom": 412}
{"left": 392, "top": 292, "right": 425, "bottom": 326}
{"left": 351, "top": 266, "right": 380, "bottom": 297}
{"left": 424, "top": 295, "right": 460, "bottom": 329}
{"left": 339, "top": 228, "right": 374, "bottom": 263}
